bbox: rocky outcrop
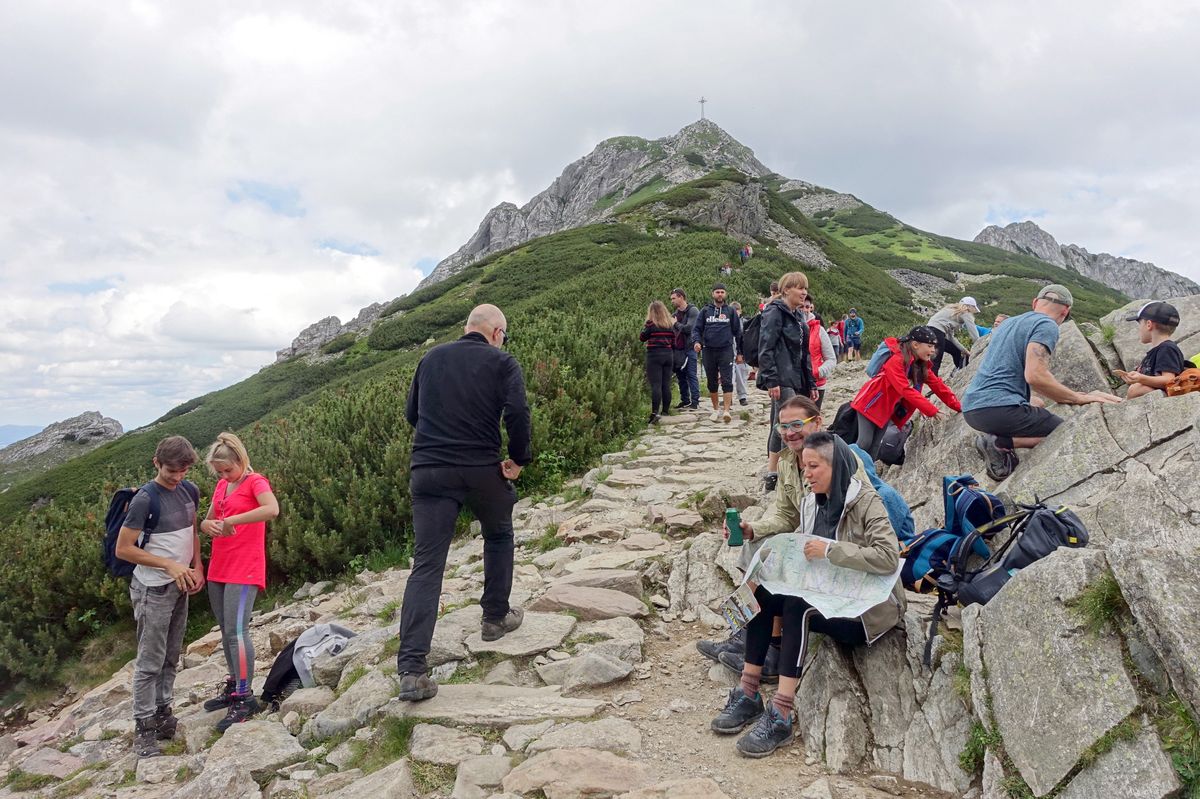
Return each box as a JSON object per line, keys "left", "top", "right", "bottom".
{"left": 779, "top": 179, "right": 863, "bottom": 217}
{"left": 274, "top": 315, "right": 343, "bottom": 361}
{"left": 0, "top": 412, "right": 122, "bottom": 465}
{"left": 974, "top": 221, "right": 1198, "bottom": 299}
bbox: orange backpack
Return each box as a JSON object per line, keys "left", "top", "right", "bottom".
{"left": 1166, "top": 368, "right": 1200, "bottom": 397}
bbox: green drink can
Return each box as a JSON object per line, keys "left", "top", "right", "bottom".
{"left": 725, "top": 508, "right": 743, "bottom": 547}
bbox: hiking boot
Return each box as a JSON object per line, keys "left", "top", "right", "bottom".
{"left": 216, "top": 695, "right": 260, "bottom": 733}
{"left": 974, "top": 434, "right": 1017, "bottom": 481}
{"left": 154, "top": 705, "right": 177, "bottom": 740}
{"left": 202, "top": 677, "right": 236, "bottom": 712}
{"left": 709, "top": 409, "right": 721, "bottom": 422}
{"left": 718, "top": 644, "right": 781, "bottom": 684}
{"left": 711, "top": 687, "right": 765, "bottom": 735}
{"left": 481, "top": 607, "right": 524, "bottom": 642}
{"left": 722, "top": 410, "right": 732, "bottom": 423}
{"left": 736, "top": 703, "right": 794, "bottom": 758}
{"left": 648, "top": 413, "right": 660, "bottom": 425}
{"left": 397, "top": 672, "right": 439, "bottom": 702}
{"left": 133, "top": 717, "right": 160, "bottom": 758}
{"left": 763, "top": 473, "right": 778, "bottom": 492}
{"left": 675, "top": 401, "right": 690, "bottom": 410}
{"left": 696, "top": 628, "right": 745, "bottom": 663}
{"left": 689, "top": 403, "right": 700, "bottom": 410}
{"left": 739, "top": 397, "right": 749, "bottom": 406}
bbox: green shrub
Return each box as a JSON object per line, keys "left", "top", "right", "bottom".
{"left": 320, "top": 332, "right": 358, "bottom": 355}
{"left": 683, "top": 151, "right": 707, "bottom": 167}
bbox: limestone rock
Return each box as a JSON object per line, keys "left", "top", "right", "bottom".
{"left": 304, "top": 669, "right": 397, "bottom": 741}
{"left": 386, "top": 684, "right": 605, "bottom": 727}
{"left": 527, "top": 717, "right": 642, "bottom": 754}
{"left": 667, "top": 532, "right": 734, "bottom": 614}
{"left": 19, "top": 747, "right": 84, "bottom": 779}
{"left": 503, "top": 720, "right": 555, "bottom": 751}
{"left": 275, "top": 315, "right": 342, "bottom": 362}
{"left": 1102, "top": 295, "right": 1200, "bottom": 371}
{"left": 136, "top": 755, "right": 188, "bottom": 784}
{"left": 452, "top": 754, "right": 512, "bottom": 798}
{"left": 799, "top": 779, "right": 834, "bottom": 799}
{"left": 279, "top": 686, "right": 335, "bottom": 717}
{"left": 0, "top": 411, "right": 122, "bottom": 466}
{"left": 646, "top": 505, "right": 704, "bottom": 534}
{"left": 571, "top": 616, "right": 645, "bottom": 664}
{"left": 311, "top": 626, "right": 393, "bottom": 686}
{"left": 319, "top": 758, "right": 417, "bottom": 799}
{"left": 207, "top": 720, "right": 306, "bottom": 781}
{"left": 464, "top": 612, "right": 575, "bottom": 656}
{"left": 409, "top": 723, "right": 487, "bottom": 765}
{"left": 501, "top": 747, "right": 652, "bottom": 799}
{"left": 170, "top": 765, "right": 262, "bottom": 799}
{"left": 430, "top": 604, "right": 484, "bottom": 666}
{"left": 483, "top": 660, "right": 521, "bottom": 686}
{"left": 550, "top": 569, "right": 644, "bottom": 598}
{"left": 535, "top": 651, "right": 634, "bottom": 694}
{"left": 528, "top": 585, "right": 648, "bottom": 621}
{"left": 617, "top": 778, "right": 733, "bottom": 799}
{"left": 1057, "top": 721, "right": 1180, "bottom": 799}
{"left": 978, "top": 549, "right": 1139, "bottom": 796}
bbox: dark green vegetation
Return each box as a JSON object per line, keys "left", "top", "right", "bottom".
{"left": 0, "top": 168, "right": 1124, "bottom": 692}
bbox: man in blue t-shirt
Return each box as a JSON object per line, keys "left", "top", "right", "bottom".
{"left": 962, "top": 285, "right": 1121, "bottom": 480}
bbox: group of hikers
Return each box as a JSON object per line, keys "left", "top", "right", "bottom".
{"left": 116, "top": 281, "right": 1192, "bottom": 761}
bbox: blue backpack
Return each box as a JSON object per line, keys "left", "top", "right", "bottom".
{"left": 898, "top": 476, "right": 1006, "bottom": 594}
{"left": 102, "top": 480, "right": 199, "bottom": 578}
{"left": 865, "top": 340, "right": 892, "bottom": 377}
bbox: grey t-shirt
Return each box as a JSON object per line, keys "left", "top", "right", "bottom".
{"left": 962, "top": 311, "right": 1060, "bottom": 412}
{"left": 122, "top": 482, "right": 197, "bottom": 587}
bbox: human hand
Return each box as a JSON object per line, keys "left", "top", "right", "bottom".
{"left": 501, "top": 459, "right": 523, "bottom": 480}
{"left": 1114, "top": 369, "right": 1138, "bottom": 385}
{"left": 187, "top": 568, "right": 206, "bottom": 595}
{"left": 768, "top": 386, "right": 781, "bottom": 400}
{"left": 220, "top": 518, "right": 237, "bottom": 536}
{"left": 723, "top": 518, "right": 755, "bottom": 542}
{"left": 166, "top": 562, "right": 197, "bottom": 592}
{"left": 803, "top": 539, "right": 829, "bottom": 560}
{"left": 736, "top": 354, "right": 744, "bottom": 364}
{"left": 693, "top": 343, "right": 702, "bottom": 353}
{"left": 1086, "top": 391, "right": 1123, "bottom": 405}
{"left": 200, "top": 519, "right": 220, "bottom": 536}
{"left": 810, "top": 390, "right": 819, "bottom": 401}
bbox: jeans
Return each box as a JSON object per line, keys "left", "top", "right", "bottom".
{"left": 131, "top": 578, "right": 188, "bottom": 720}
{"left": 397, "top": 464, "right": 517, "bottom": 674}
{"left": 767, "top": 386, "right": 797, "bottom": 454}
{"left": 675, "top": 348, "right": 700, "bottom": 406}
{"left": 645, "top": 349, "right": 674, "bottom": 414}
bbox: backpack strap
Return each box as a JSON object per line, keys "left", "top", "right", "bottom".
{"left": 140, "top": 482, "right": 164, "bottom": 546}
{"left": 923, "top": 592, "right": 950, "bottom": 669}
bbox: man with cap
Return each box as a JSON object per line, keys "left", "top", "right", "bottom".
{"left": 926, "top": 297, "right": 982, "bottom": 374}
{"left": 963, "top": 285, "right": 1121, "bottom": 481}
{"left": 1117, "top": 301, "right": 1185, "bottom": 399}
{"left": 692, "top": 282, "right": 743, "bottom": 423}
{"left": 844, "top": 308, "right": 864, "bottom": 361}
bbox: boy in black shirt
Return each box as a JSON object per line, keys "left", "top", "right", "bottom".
{"left": 1117, "top": 301, "right": 1185, "bottom": 399}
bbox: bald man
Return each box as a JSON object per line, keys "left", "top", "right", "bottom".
{"left": 396, "top": 304, "right": 533, "bottom": 701}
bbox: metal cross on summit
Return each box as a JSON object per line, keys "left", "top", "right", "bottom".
{"left": 698, "top": 96, "right": 706, "bottom": 120}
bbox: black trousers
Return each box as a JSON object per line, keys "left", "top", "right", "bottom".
{"left": 930, "top": 328, "right": 967, "bottom": 375}
{"left": 702, "top": 345, "right": 735, "bottom": 394}
{"left": 645, "top": 349, "right": 674, "bottom": 414}
{"left": 396, "top": 464, "right": 516, "bottom": 674}
{"left": 744, "top": 586, "right": 866, "bottom": 679}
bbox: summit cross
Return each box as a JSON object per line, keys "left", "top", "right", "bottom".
{"left": 698, "top": 96, "right": 706, "bottom": 120}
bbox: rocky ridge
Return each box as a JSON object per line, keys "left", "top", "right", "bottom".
{"left": 974, "top": 221, "right": 1199, "bottom": 300}
{"left": 3, "top": 303, "right": 1196, "bottom": 798}
{"left": 0, "top": 412, "right": 123, "bottom": 489}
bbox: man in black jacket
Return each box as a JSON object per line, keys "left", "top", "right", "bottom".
{"left": 670, "top": 289, "right": 701, "bottom": 410}
{"left": 692, "top": 283, "right": 743, "bottom": 423}
{"left": 758, "top": 272, "right": 816, "bottom": 491}
{"left": 396, "top": 304, "right": 533, "bottom": 701}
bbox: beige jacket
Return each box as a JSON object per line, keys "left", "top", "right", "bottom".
{"left": 752, "top": 449, "right": 868, "bottom": 538}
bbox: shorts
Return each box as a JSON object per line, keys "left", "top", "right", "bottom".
{"left": 963, "top": 405, "right": 1063, "bottom": 440}
{"left": 847, "top": 334, "right": 862, "bottom": 350}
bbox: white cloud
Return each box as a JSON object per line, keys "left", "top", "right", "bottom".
{"left": 2, "top": 0, "right": 1199, "bottom": 428}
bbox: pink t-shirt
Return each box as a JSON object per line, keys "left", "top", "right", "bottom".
{"left": 207, "top": 473, "right": 272, "bottom": 590}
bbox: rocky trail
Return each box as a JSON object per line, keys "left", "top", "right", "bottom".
{"left": 2, "top": 294, "right": 1198, "bottom": 799}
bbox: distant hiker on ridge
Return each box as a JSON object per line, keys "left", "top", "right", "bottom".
{"left": 964, "top": 285, "right": 1120, "bottom": 481}
{"left": 671, "top": 289, "right": 701, "bottom": 410}
{"left": 396, "top": 303, "right": 532, "bottom": 702}
{"left": 692, "top": 282, "right": 743, "bottom": 423}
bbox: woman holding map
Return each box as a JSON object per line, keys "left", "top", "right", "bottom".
{"left": 709, "top": 431, "right": 905, "bottom": 759}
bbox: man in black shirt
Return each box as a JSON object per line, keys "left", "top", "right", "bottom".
{"left": 396, "top": 304, "right": 533, "bottom": 701}
{"left": 1116, "top": 301, "right": 1185, "bottom": 399}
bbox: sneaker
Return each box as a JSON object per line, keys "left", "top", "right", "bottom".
{"left": 696, "top": 628, "right": 746, "bottom": 663}
{"left": 736, "top": 703, "right": 794, "bottom": 758}
{"left": 722, "top": 410, "right": 732, "bottom": 423}
{"left": 648, "top": 413, "right": 660, "bottom": 425}
{"left": 133, "top": 717, "right": 160, "bottom": 758}
{"left": 202, "top": 677, "right": 236, "bottom": 712}
{"left": 216, "top": 695, "right": 260, "bottom": 733}
{"left": 397, "top": 672, "right": 439, "bottom": 702}
{"left": 709, "top": 409, "right": 721, "bottom": 422}
{"left": 481, "top": 607, "right": 524, "bottom": 642}
{"left": 710, "top": 687, "right": 765, "bottom": 735}
{"left": 739, "top": 397, "right": 749, "bottom": 406}
{"left": 763, "top": 473, "right": 778, "bottom": 492}
{"left": 675, "top": 401, "right": 690, "bottom": 410}
{"left": 718, "top": 645, "right": 781, "bottom": 684}
{"left": 689, "top": 403, "right": 700, "bottom": 410}
{"left": 974, "top": 434, "right": 1016, "bottom": 481}
{"left": 153, "top": 705, "right": 177, "bottom": 740}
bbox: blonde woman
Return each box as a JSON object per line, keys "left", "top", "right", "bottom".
{"left": 927, "top": 296, "right": 981, "bottom": 374}
{"left": 639, "top": 300, "right": 679, "bottom": 424}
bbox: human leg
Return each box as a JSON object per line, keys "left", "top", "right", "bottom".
{"left": 645, "top": 353, "right": 662, "bottom": 415}
{"left": 464, "top": 466, "right": 518, "bottom": 630}
{"left": 203, "top": 582, "right": 237, "bottom": 712}
{"left": 702, "top": 348, "right": 721, "bottom": 408}
{"left": 716, "top": 347, "right": 735, "bottom": 413}
{"left": 653, "top": 350, "right": 674, "bottom": 415}
{"left": 156, "top": 586, "right": 189, "bottom": 713}
{"left": 216, "top": 584, "right": 258, "bottom": 697}
{"left": 130, "top": 579, "right": 181, "bottom": 756}
{"left": 856, "top": 414, "right": 885, "bottom": 461}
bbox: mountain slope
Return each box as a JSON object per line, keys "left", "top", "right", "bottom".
{"left": 975, "top": 220, "right": 1198, "bottom": 299}
{"left": 0, "top": 412, "right": 122, "bottom": 491}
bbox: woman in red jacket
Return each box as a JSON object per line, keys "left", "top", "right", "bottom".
{"left": 850, "top": 325, "right": 961, "bottom": 461}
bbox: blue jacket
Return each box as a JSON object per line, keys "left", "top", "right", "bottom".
{"left": 691, "top": 302, "right": 742, "bottom": 350}
{"left": 845, "top": 316, "right": 864, "bottom": 337}
{"left": 849, "top": 443, "right": 915, "bottom": 541}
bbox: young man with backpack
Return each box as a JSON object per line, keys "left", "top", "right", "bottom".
{"left": 671, "top": 289, "right": 701, "bottom": 410}
{"left": 113, "top": 436, "right": 203, "bottom": 759}
{"left": 692, "top": 283, "right": 743, "bottom": 423}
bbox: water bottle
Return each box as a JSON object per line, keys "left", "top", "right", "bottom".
{"left": 725, "top": 508, "right": 743, "bottom": 547}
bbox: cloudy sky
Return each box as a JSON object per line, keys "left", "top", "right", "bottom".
{"left": 3, "top": 0, "right": 1198, "bottom": 429}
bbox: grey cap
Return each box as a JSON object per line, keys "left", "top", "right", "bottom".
{"left": 1036, "top": 284, "right": 1074, "bottom": 306}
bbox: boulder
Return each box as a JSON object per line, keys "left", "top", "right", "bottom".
{"left": 666, "top": 533, "right": 734, "bottom": 614}
{"left": 1056, "top": 722, "right": 1180, "bottom": 799}
{"left": 385, "top": 684, "right": 604, "bottom": 728}
{"left": 304, "top": 669, "right": 397, "bottom": 741}
{"left": 206, "top": 720, "right": 306, "bottom": 781}
{"left": 646, "top": 505, "right": 704, "bottom": 534}
{"left": 528, "top": 585, "right": 649, "bottom": 621}
{"left": 451, "top": 754, "right": 512, "bottom": 799}
{"left": 408, "top": 723, "right": 487, "bottom": 765}
{"left": 570, "top": 616, "right": 645, "bottom": 664}
{"left": 1102, "top": 295, "right": 1200, "bottom": 372}
{"left": 977, "top": 549, "right": 1139, "bottom": 796}
{"left": 501, "top": 747, "right": 652, "bottom": 799}
{"left": 311, "top": 626, "right": 393, "bottom": 686}
{"left": 430, "top": 604, "right": 484, "bottom": 666}
{"left": 19, "top": 747, "right": 84, "bottom": 779}
{"left": 535, "top": 651, "right": 634, "bottom": 694}
{"left": 136, "top": 755, "right": 189, "bottom": 784}
{"left": 483, "top": 660, "right": 521, "bottom": 686}
{"left": 170, "top": 765, "right": 262, "bottom": 799}
{"left": 527, "top": 718, "right": 642, "bottom": 754}
{"left": 279, "top": 686, "right": 336, "bottom": 717}
{"left": 503, "top": 720, "right": 555, "bottom": 751}
{"left": 178, "top": 707, "right": 227, "bottom": 754}
{"left": 464, "top": 612, "right": 576, "bottom": 656}
{"left": 550, "top": 570, "right": 644, "bottom": 598}
{"left": 319, "top": 759, "right": 417, "bottom": 799}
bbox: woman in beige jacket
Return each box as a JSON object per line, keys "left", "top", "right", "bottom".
{"left": 710, "top": 431, "right": 905, "bottom": 759}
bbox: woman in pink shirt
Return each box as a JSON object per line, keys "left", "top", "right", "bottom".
{"left": 199, "top": 432, "right": 279, "bottom": 732}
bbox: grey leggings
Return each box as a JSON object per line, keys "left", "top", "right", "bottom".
{"left": 208, "top": 581, "right": 258, "bottom": 696}
{"left": 856, "top": 413, "right": 886, "bottom": 462}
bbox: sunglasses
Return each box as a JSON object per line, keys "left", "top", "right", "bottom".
{"left": 776, "top": 416, "right": 818, "bottom": 433}
{"left": 497, "top": 328, "right": 509, "bottom": 346}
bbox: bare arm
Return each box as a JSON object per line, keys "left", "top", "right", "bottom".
{"left": 1024, "top": 342, "right": 1120, "bottom": 405}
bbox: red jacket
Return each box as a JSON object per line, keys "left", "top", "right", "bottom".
{"left": 807, "top": 318, "right": 827, "bottom": 389}
{"left": 851, "top": 337, "right": 961, "bottom": 427}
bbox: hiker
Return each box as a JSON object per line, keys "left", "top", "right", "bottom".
{"left": 396, "top": 304, "right": 532, "bottom": 701}
{"left": 671, "top": 289, "right": 701, "bottom": 410}
{"left": 827, "top": 322, "right": 843, "bottom": 363}
{"left": 759, "top": 272, "right": 816, "bottom": 491}
{"left": 697, "top": 396, "right": 914, "bottom": 674}
{"left": 114, "top": 436, "right": 204, "bottom": 758}
{"left": 759, "top": 281, "right": 779, "bottom": 312}
{"left": 965, "top": 285, "right": 1121, "bottom": 481}
{"left": 927, "top": 297, "right": 981, "bottom": 374}
{"left": 850, "top": 325, "right": 962, "bottom": 462}
{"left": 692, "top": 282, "right": 743, "bottom": 423}
{"left": 199, "top": 432, "right": 279, "bottom": 732}
{"left": 640, "top": 300, "right": 678, "bottom": 423}
{"left": 731, "top": 302, "right": 751, "bottom": 406}
{"left": 844, "top": 309, "right": 864, "bottom": 360}
{"left": 1116, "top": 301, "right": 1185, "bottom": 399}
{"left": 709, "top": 432, "right": 905, "bottom": 758}
{"left": 801, "top": 297, "right": 835, "bottom": 408}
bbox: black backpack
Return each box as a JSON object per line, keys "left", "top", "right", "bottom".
{"left": 877, "top": 420, "right": 913, "bottom": 466}
{"left": 102, "top": 480, "right": 200, "bottom": 578}
{"left": 741, "top": 313, "right": 763, "bottom": 368}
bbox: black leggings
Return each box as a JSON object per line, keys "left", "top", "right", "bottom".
{"left": 930, "top": 328, "right": 967, "bottom": 375}
{"left": 645, "top": 349, "right": 674, "bottom": 415}
{"left": 744, "top": 586, "right": 866, "bottom": 679}
{"left": 856, "top": 413, "right": 886, "bottom": 461}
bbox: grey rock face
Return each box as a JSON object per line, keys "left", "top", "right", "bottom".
{"left": 303, "top": 669, "right": 397, "bottom": 741}
{"left": 206, "top": 720, "right": 307, "bottom": 781}
{"left": 974, "top": 221, "right": 1198, "bottom": 299}
{"left": 1056, "top": 722, "right": 1180, "bottom": 799}
{"left": 385, "top": 683, "right": 604, "bottom": 727}
{"left": 0, "top": 411, "right": 123, "bottom": 465}
{"left": 779, "top": 179, "right": 863, "bottom": 216}
{"left": 275, "top": 315, "right": 343, "bottom": 362}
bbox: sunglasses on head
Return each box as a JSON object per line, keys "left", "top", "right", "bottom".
{"left": 776, "top": 416, "right": 818, "bottom": 433}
